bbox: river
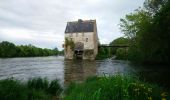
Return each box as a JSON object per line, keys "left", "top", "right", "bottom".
{"left": 0, "top": 56, "right": 169, "bottom": 89}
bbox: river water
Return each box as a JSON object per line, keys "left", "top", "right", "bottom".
{"left": 0, "top": 56, "right": 169, "bottom": 89}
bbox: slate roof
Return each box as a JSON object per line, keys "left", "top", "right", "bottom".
{"left": 65, "top": 19, "right": 95, "bottom": 33}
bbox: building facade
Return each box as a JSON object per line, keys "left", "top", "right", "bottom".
{"left": 64, "top": 19, "right": 98, "bottom": 60}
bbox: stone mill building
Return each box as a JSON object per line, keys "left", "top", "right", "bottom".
{"left": 64, "top": 19, "right": 98, "bottom": 60}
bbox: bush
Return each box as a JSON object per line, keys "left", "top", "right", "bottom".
{"left": 115, "top": 48, "right": 127, "bottom": 60}
{"left": 64, "top": 75, "right": 169, "bottom": 100}
{"left": 27, "top": 78, "right": 62, "bottom": 96}
{"left": 96, "top": 47, "right": 111, "bottom": 60}
{"left": 27, "top": 78, "right": 49, "bottom": 90}
{"left": 0, "top": 79, "right": 27, "bottom": 100}
{"left": 27, "top": 90, "right": 50, "bottom": 100}
{"left": 48, "top": 80, "right": 63, "bottom": 95}
{"left": 0, "top": 78, "right": 63, "bottom": 100}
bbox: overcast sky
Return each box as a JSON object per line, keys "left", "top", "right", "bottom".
{"left": 0, "top": 0, "right": 145, "bottom": 50}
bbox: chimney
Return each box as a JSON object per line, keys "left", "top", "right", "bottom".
{"left": 78, "top": 19, "right": 83, "bottom": 23}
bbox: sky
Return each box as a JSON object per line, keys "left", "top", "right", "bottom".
{"left": 0, "top": 0, "right": 145, "bottom": 50}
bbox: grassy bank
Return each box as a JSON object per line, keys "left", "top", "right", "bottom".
{"left": 64, "top": 75, "right": 169, "bottom": 100}
{"left": 0, "top": 76, "right": 169, "bottom": 100}
{"left": 0, "top": 78, "right": 62, "bottom": 100}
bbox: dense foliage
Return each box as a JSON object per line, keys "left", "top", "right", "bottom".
{"left": 65, "top": 38, "right": 75, "bottom": 50}
{"left": 110, "top": 37, "right": 129, "bottom": 54}
{"left": 0, "top": 41, "right": 62, "bottom": 58}
{"left": 120, "top": 0, "right": 170, "bottom": 64}
{"left": 64, "top": 75, "right": 169, "bottom": 100}
{"left": 0, "top": 78, "right": 62, "bottom": 100}
{"left": 96, "top": 45, "right": 111, "bottom": 60}
{"left": 96, "top": 37, "right": 130, "bottom": 60}
{"left": 109, "top": 37, "right": 129, "bottom": 60}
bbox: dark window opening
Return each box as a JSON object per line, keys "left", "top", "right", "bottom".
{"left": 86, "top": 38, "right": 88, "bottom": 42}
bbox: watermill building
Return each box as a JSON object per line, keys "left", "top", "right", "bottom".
{"left": 64, "top": 19, "right": 98, "bottom": 60}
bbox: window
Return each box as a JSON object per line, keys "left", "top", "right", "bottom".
{"left": 86, "top": 38, "right": 88, "bottom": 42}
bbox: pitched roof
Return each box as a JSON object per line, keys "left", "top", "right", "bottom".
{"left": 65, "top": 19, "right": 95, "bottom": 33}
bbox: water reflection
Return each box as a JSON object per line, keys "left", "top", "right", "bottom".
{"left": 0, "top": 56, "right": 170, "bottom": 90}
{"left": 64, "top": 60, "right": 97, "bottom": 86}
{"left": 96, "top": 60, "right": 135, "bottom": 76}
{"left": 0, "top": 56, "right": 65, "bottom": 83}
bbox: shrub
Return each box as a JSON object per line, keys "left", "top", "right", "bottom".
{"left": 27, "top": 78, "right": 49, "bottom": 90}
{"left": 115, "top": 48, "right": 127, "bottom": 60}
{"left": 64, "top": 75, "right": 169, "bottom": 100}
{"left": 0, "top": 78, "right": 63, "bottom": 100}
{"left": 0, "top": 79, "right": 27, "bottom": 100}
{"left": 48, "top": 80, "right": 63, "bottom": 95}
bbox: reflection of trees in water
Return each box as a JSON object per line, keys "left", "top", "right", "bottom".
{"left": 64, "top": 60, "right": 97, "bottom": 86}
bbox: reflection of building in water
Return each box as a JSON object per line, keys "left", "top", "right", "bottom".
{"left": 64, "top": 60, "right": 97, "bottom": 86}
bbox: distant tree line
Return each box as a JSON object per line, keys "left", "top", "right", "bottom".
{"left": 0, "top": 41, "right": 63, "bottom": 58}
{"left": 119, "top": 0, "right": 170, "bottom": 64}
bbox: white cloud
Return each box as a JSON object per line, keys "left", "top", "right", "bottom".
{"left": 0, "top": 28, "right": 63, "bottom": 49}
{"left": 0, "top": 0, "right": 145, "bottom": 50}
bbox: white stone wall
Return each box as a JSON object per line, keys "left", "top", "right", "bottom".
{"left": 65, "top": 32, "right": 95, "bottom": 50}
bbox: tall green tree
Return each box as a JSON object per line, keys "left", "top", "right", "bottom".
{"left": 120, "top": 0, "right": 170, "bottom": 64}
{"left": 0, "top": 41, "right": 17, "bottom": 57}
{"left": 53, "top": 47, "right": 59, "bottom": 55}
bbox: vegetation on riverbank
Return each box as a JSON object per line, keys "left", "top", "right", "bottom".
{"left": 118, "top": 0, "right": 170, "bottom": 64}
{"left": 95, "top": 44, "right": 111, "bottom": 60}
{"left": 107, "top": 0, "right": 170, "bottom": 65}
{"left": 0, "top": 75, "right": 169, "bottom": 100}
{"left": 64, "top": 75, "right": 169, "bottom": 100}
{"left": 109, "top": 37, "right": 130, "bottom": 60}
{"left": 0, "top": 78, "right": 62, "bottom": 100}
{"left": 0, "top": 41, "right": 63, "bottom": 58}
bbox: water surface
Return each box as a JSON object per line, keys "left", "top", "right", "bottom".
{"left": 0, "top": 56, "right": 169, "bottom": 89}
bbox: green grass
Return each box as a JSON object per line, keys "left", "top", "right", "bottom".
{"left": 64, "top": 75, "right": 170, "bottom": 100}
{"left": 0, "top": 75, "right": 169, "bottom": 100}
{"left": 0, "top": 78, "right": 62, "bottom": 100}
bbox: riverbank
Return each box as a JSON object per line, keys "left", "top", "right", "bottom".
{"left": 0, "top": 75, "right": 169, "bottom": 100}
{"left": 64, "top": 75, "right": 169, "bottom": 100}
{"left": 0, "top": 78, "right": 62, "bottom": 100}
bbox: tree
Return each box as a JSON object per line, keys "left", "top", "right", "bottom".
{"left": 144, "top": 0, "right": 167, "bottom": 15}
{"left": 119, "top": 0, "right": 170, "bottom": 64}
{"left": 0, "top": 41, "right": 60, "bottom": 57}
{"left": 110, "top": 37, "right": 130, "bottom": 55}
{"left": 53, "top": 47, "right": 59, "bottom": 55}
{"left": 120, "top": 9, "right": 152, "bottom": 39}
{"left": 0, "top": 41, "right": 17, "bottom": 57}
